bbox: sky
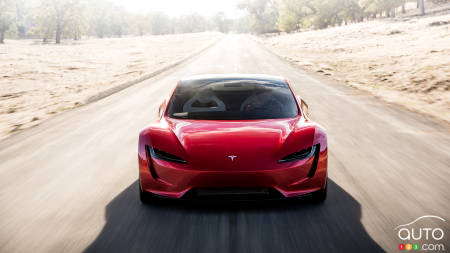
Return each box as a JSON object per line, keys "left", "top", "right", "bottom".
{"left": 106, "top": 0, "right": 244, "bottom": 18}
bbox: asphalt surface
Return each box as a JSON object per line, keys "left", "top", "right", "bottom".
{"left": 0, "top": 35, "right": 449, "bottom": 253}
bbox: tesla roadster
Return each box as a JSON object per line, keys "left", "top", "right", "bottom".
{"left": 138, "top": 74, "right": 328, "bottom": 202}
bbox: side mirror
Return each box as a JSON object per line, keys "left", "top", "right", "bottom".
{"left": 297, "top": 95, "right": 311, "bottom": 118}
{"left": 158, "top": 98, "right": 167, "bottom": 119}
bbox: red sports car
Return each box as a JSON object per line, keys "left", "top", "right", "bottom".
{"left": 138, "top": 74, "right": 328, "bottom": 202}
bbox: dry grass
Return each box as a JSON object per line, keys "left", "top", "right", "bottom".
{"left": 0, "top": 32, "right": 223, "bottom": 139}
{"left": 259, "top": 14, "right": 450, "bottom": 123}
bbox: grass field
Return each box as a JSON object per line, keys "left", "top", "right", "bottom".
{"left": 0, "top": 32, "right": 223, "bottom": 140}
{"left": 259, "top": 13, "right": 450, "bottom": 123}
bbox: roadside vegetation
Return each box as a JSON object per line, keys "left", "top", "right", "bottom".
{"left": 0, "top": 0, "right": 448, "bottom": 138}
{"left": 259, "top": 11, "right": 450, "bottom": 122}
{"left": 0, "top": 32, "right": 222, "bottom": 139}
{"left": 0, "top": 0, "right": 237, "bottom": 44}
{"left": 237, "top": 0, "right": 444, "bottom": 33}
{"left": 0, "top": 0, "right": 446, "bottom": 43}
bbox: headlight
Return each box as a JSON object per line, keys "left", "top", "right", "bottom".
{"left": 279, "top": 145, "right": 316, "bottom": 163}
{"left": 147, "top": 146, "right": 186, "bottom": 164}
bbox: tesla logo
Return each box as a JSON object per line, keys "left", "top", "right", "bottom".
{"left": 228, "top": 155, "right": 237, "bottom": 161}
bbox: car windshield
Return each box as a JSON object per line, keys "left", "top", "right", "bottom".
{"left": 167, "top": 78, "right": 299, "bottom": 120}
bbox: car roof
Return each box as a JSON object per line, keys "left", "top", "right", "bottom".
{"left": 180, "top": 74, "right": 287, "bottom": 84}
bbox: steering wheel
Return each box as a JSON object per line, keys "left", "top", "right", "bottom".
{"left": 183, "top": 91, "right": 226, "bottom": 113}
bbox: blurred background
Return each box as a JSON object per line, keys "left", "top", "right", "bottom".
{"left": 1, "top": 0, "right": 448, "bottom": 38}
{"left": 1, "top": 0, "right": 449, "bottom": 139}
{"left": 0, "top": 0, "right": 449, "bottom": 252}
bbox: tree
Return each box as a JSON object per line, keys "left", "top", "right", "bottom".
{"left": 418, "top": 0, "right": 425, "bottom": 15}
{"left": 108, "top": 5, "right": 129, "bottom": 37}
{"left": 37, "top": 0, "right": 75, "bottom": 43}
{"left": 65, "top": 0, "right": 87, "bottom": 40}
{"left": 276, "top": 0, "right": 306, "bottom": 32}
{"left": 238, "top": 0, "right": 278, "bottom": 33}
{"left": 88, "top": 0, "right": 110, "bottom": 38}
{"left": 15, "top": 0, "right": 25, "bottom": 38}
{"left": 311, "top": 0, "right": 342, "bottom": 28}
{"left": 338, "top": 0, "right": 364, "bottom": 24}
{"left": 53, "top": 0, "right": 71, "bottom": 43}
{"left": 0, "top": 0, "right": 15, "bottom": 43}
{"left": 133, "top": 13, "right": 152, "bottom": 36}
{"left": 176, "top": 13, "right": 208, "bottom": 33}
{"left": 276, "top": 0, "right": 374, "bottom": 31}
{"left": 150, "top": 12, "right": 172, "bottom": 35}
{"left": 232, "top": 15, "right": 251, "bottom": 33}
{"left": 212, "top": 12, "right": 232, "bottom": 33}
{"left": 360, "top": 0, "right": 403, "bottom": 18}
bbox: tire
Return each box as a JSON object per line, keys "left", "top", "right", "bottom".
{"left": 139, "top": 179, "right": 153, "bottom": 204}
{"left": 311, "top": 180, "right": 327, "bottom": 203}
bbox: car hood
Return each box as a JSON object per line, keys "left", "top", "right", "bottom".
{"left": 163, "top": 117, "right": 315, "bottom": 171}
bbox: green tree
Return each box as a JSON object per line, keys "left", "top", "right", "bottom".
{"left": 88, "top": 0, "right": 110, "bottom": 38}
{"left": 365, "top": 0, "right": 403, "bottom": 17}
{"left": 176, "top": 13, "right": 208, "bottom": 33}
{"left": 108, "top": 5, "right": 129, "bottom": 37}
{"left": 0, "top": 0, "right": 15, "bottom": 43}
{"left": 276, "top": 0, "right": 303, "bottom": 32}
{"left": 311, "top": 0, "right": 340, "bottom": 28}
{"left": 37, "top": 0, "right": 76, "bottom": 43}
{"left": 63, "top": 0, "right": 87, "bottom": 40}
{"left": 338, "top": 0, "right": 364, "bottom": 24}
{"left": 238, "top": 0, "right": 278, "bottom": 33}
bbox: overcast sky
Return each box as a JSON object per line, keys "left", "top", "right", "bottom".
{"left": 106, "top": 0, "right": 244, "bottom": 18}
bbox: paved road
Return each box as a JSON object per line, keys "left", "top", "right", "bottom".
{"left": 0, "top": 35, "right": 449, "bottom": 253}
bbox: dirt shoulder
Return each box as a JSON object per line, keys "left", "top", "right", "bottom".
{"left": 257, "top": 14, "right": 450, "bottom": 124}
{"left": 0, "top": 32, "right": 223, "bottom": 140}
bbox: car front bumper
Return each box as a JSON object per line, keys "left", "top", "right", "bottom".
{"left": 138, "top": 147, "right": 328, "bottom": 199}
